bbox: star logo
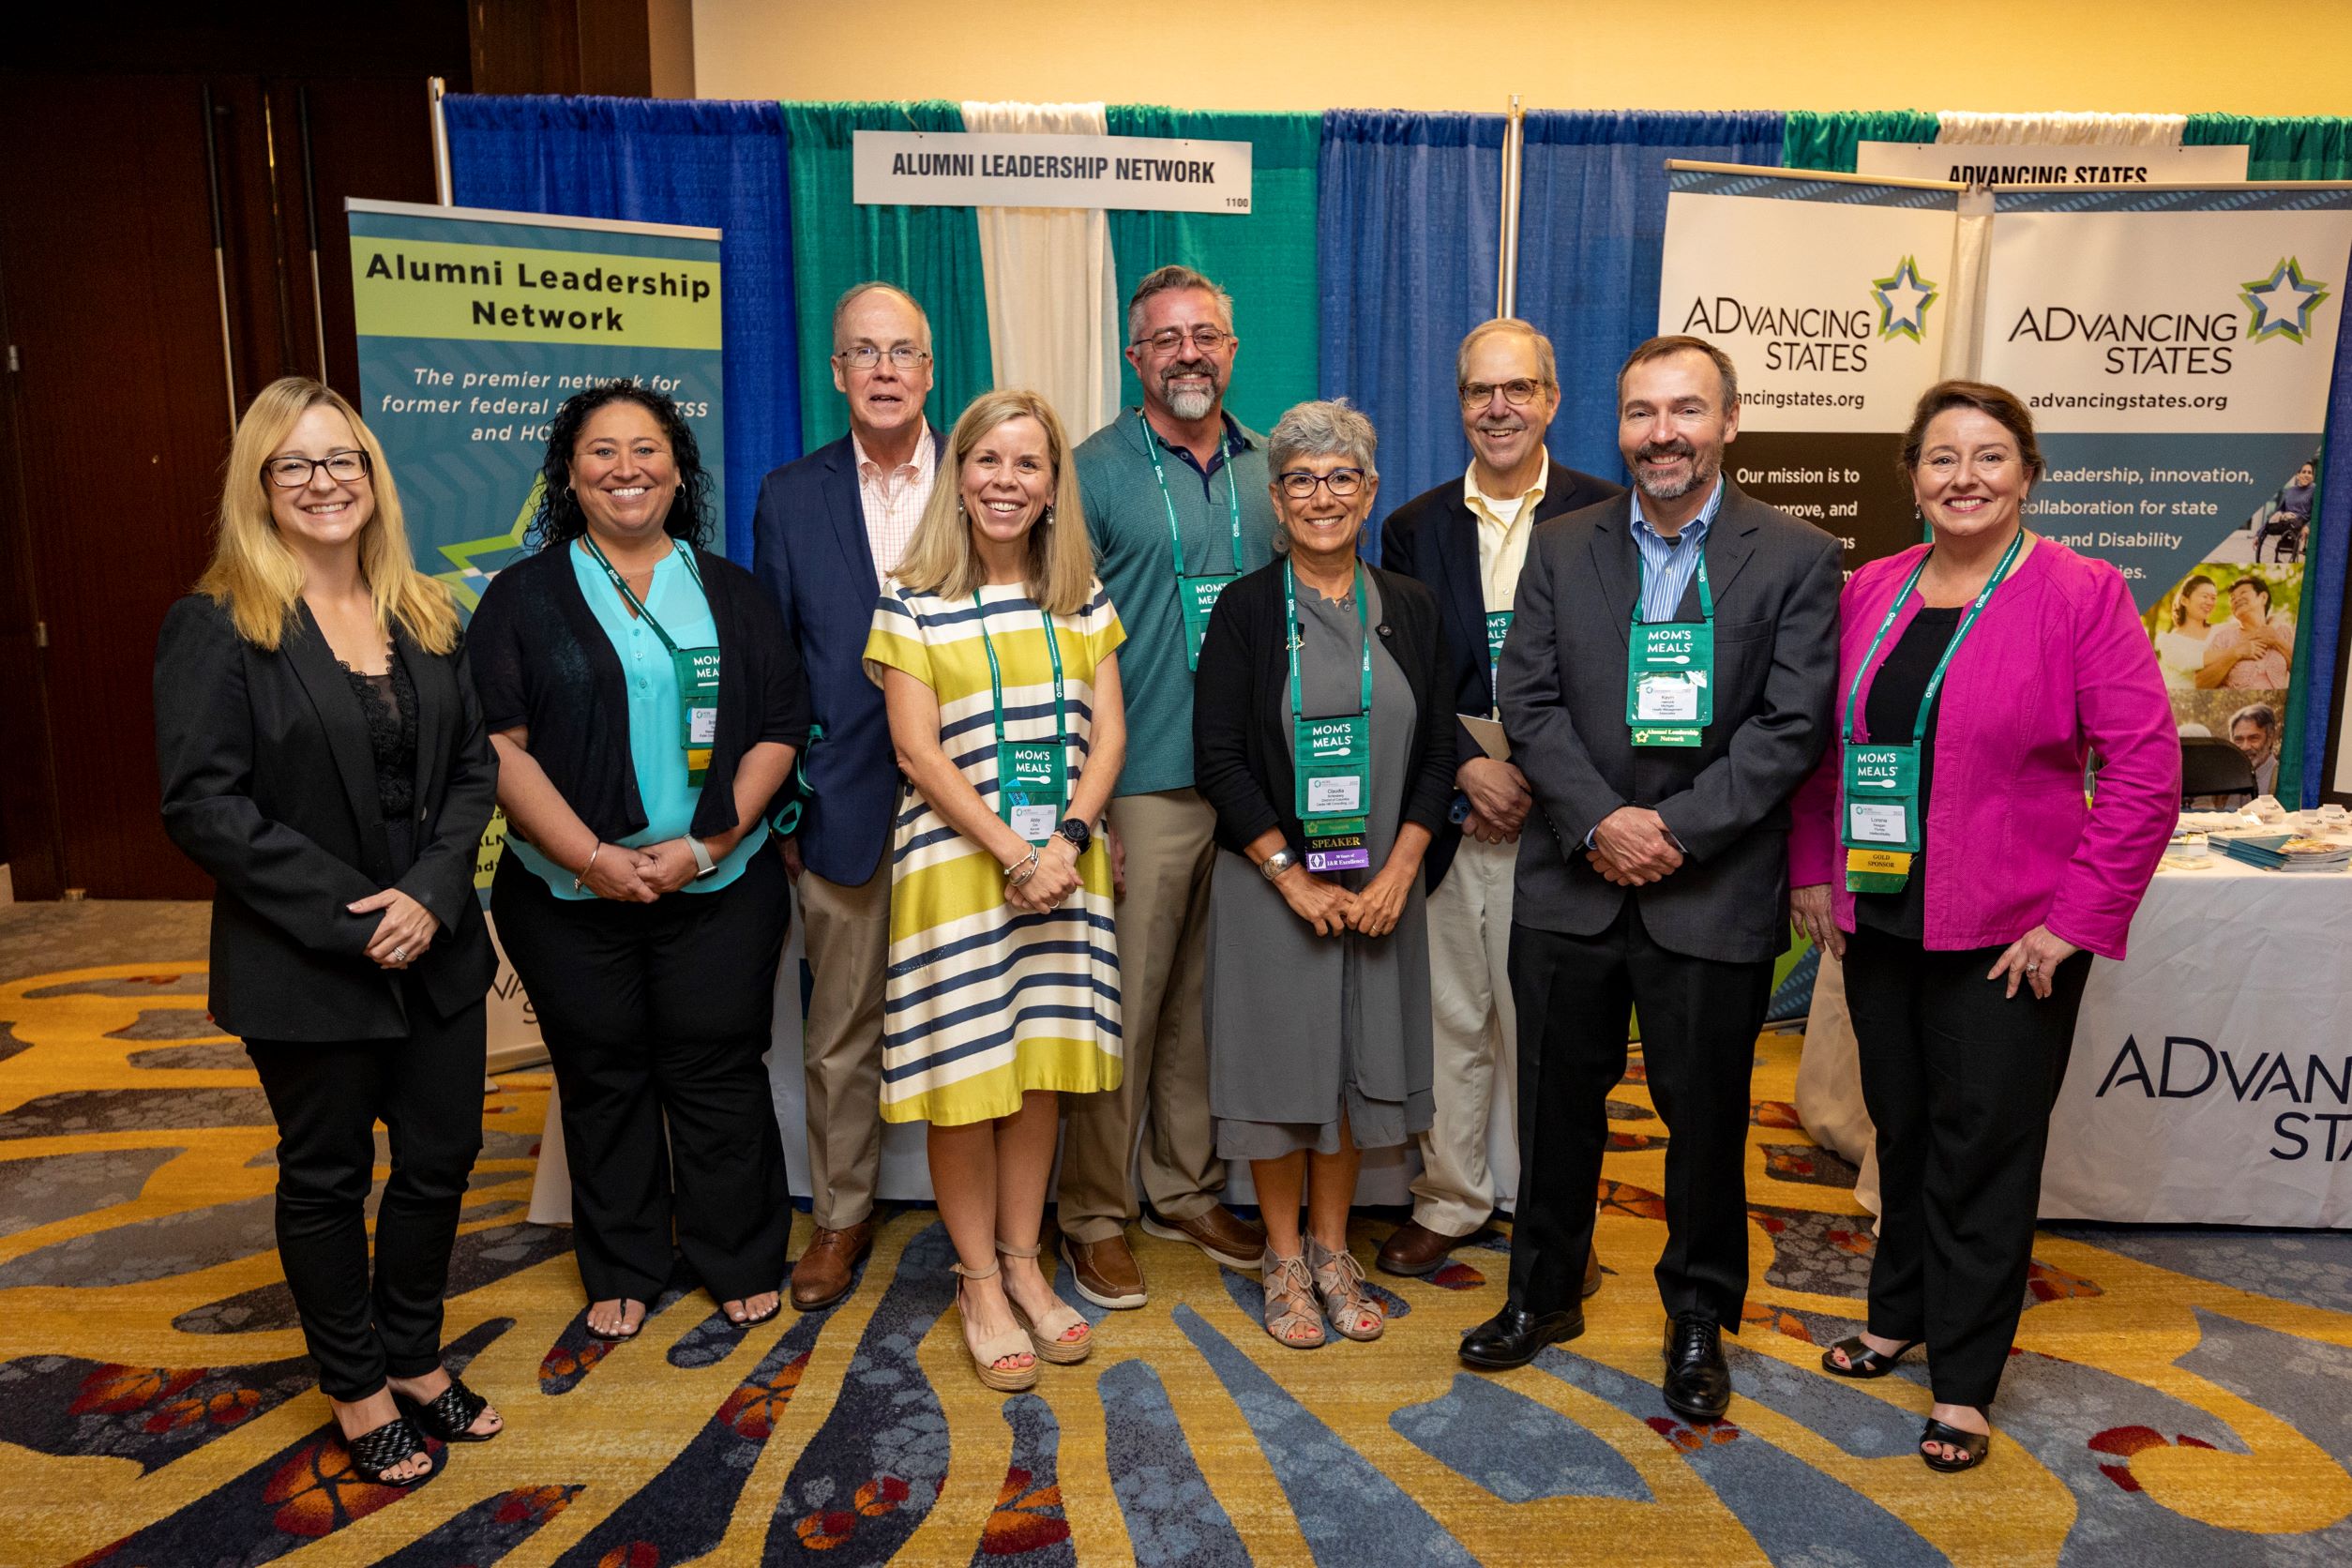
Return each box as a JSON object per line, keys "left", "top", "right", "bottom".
{"left": 2241, "top": 257, "right": 2330, "bottom": 344}
{"left": 1872, "top": 256, "right": 1938, "bottom": 343}
{"left": 432, "top": 476, "right": 543, "bottom": 611}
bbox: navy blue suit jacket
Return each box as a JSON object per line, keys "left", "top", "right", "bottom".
{"left": 751, "top": 429, "right": 942, "bottom": 887}
{"left": 1380, "top": 459, "right": 1622, "bottom": 891}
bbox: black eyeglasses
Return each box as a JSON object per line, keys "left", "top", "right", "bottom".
{"left": 1132, "top": 324, "right": 1233, "bottom": 356}
{"left": 836, "top": 344, "right": 931, "bottom": 370}
{"left": 1277, "top": 468, "right": 1366, "bottom": 500}
{"left": 1458, "top": 378, "right": 1551, "bottom": 410}
{"left": 264, "top": 450, "right": 370, "bottom": 489}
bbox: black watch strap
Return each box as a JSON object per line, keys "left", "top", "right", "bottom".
{"left": 1056, "top": 817, "right": 1091, "bottom": 852}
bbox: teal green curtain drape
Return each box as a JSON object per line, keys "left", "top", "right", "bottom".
{"left": 1106, "top": 107, "right": 1321, "bottom": 435}
{"left": 778, "top": 101, "right": 994, "bottom": 453}
{"left": 1780, "top": 109, "right": 1942, "bottom": 174}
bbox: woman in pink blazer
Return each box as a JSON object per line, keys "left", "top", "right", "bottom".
{"left": 1788, "top": 381, "right": 2177, "bottom": 1473}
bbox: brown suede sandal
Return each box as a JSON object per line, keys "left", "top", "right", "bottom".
{"left": 1261, "top": 1252, "right": 1326, "bottom": 1349}
{"left": 948, "top": 1257, "right": 1038, "bottom": 1392}
{"left": 996, "top": 1240, "right": 1092, "bottom": 1364}
{"left": 1308, "top": 1236, "right": 1385, "bottom": 1342}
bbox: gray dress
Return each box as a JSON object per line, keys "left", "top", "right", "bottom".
{"left": 1206, "top": 570, "right": 1435, "bottom": 1159}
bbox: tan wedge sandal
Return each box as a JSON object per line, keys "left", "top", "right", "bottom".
{"left": 997, "top": 1240, "right": 1093, "bottom": 1364}
{"left": 1261, "top": 1252, "right": 1327, "bottom": 1349}
{"left": 1308, "top": 1236, "right": 1385, "bottom": 1342}
{"left": 949, "top": 1257, "right": 1039, "bottom": 1392}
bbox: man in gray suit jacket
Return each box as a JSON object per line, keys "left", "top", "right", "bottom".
{"left": 1459, "top": 337, "right": 1841, "bottom": 1428}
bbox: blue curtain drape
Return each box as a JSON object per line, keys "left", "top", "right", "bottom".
{"left": 1515, "top": 111, "right": 1787, "bottom": 480}
{"left": 1316, "top": 111, "right": 1507, "bottom": 560}
{"left": 2303, "top": 337, "right": 2352, "bottom": 806}
{"left": 444, "top": 95, "right": 800, "bottom": 565}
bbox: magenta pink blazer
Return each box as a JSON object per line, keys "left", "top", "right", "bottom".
{"left": 1788, "top": 539, "right": 2179, "bottom": 959}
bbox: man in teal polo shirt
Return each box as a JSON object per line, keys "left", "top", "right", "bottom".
{"left": 1057, "top": 264, "right": 1276, "bottom": 1306}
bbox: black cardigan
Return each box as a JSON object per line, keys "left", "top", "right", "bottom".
{"left": 468, "top": 541, "right": 812, "bottom": 842}
{"left": 1192, "top": 558, "right": 1456, "bottom": 862}
{"left": 155, "top": 595, "right": 499, "bottom": 1040}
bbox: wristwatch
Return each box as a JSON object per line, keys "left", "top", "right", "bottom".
{"left": 1260, "top": 846, "right": 1300, "bottom": 882}
{"left": 687, "top": 836, "right": 719, "bottom": 880}
{"left": 1056, "top": 818, "right": 1092, "bottom": 853}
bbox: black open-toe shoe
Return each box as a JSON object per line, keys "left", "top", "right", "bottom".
{"left": 730, "top": 1294, "right": 783, "bottom": 1329}
{"left": 583, "top": 1300, "right": 644, "bottom": 1342}
{"left": 1820, "top": 1334, "right": 1922, "bottom": 1380}
{"left": 347, "top": 1414, "right": 432, "bottom": 1485}
{"left": 1920, "top": 1417, "right": 1991, "bottom": 1472}
{"left": 400, "top": 1374, "right": 502, "bottom": 1444}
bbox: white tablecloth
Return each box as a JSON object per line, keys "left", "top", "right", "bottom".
{"left": 1798, "top": 857, "right": 2352, "bottom": 1228}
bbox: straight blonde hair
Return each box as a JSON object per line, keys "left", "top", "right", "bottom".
{"left": 894, "top": 389, "right": 1093, "bottom": 614}
{"left": 195, "top": 377, "right": 460, "bottom": 654}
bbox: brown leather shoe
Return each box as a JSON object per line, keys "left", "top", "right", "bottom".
{"left": 1377, "top": 1218, "right": 1480, "bottom": 1277}
{"left": 1583, "top": 1241, "right": 1604, "bottom": 1299}
{"left": 1140, "top": 1204, "right": 1267, "bottom": 1271}
{"left": 789, "top": 1220, "right": 874, "bottom": 1312}
{"left": 1068, "top": 1233, "right": 1147, "bottom": 1309}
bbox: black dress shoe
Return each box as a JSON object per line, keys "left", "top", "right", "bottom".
{"left": 1661, "top": 1312, "right": 1730, "bottom": 1422}
{"left": 1459, "top": 1302, "right": 1584, "bottom": 1369}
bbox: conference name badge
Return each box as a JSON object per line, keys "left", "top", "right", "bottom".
{"left": 1178, "top": 573, "right": 1234, "bottom": 670}
{"left": 1626, "top": 621, "right": 1711, "bottom": 746}
{"left": 997, "top": 740, "right": 1068, "bottom": 846}
{"left": 1843, "top": 742, "right": 1919, "bottom": 891}
{"left": 1294, "top": 715, "right": 1371, "bottom": 867}
{"left": 1846, "top": 847, "right": 1914, "bottom": 890}
{"left": 675, "top": 646, "right": 721, "bottom": 783}
{"left": 1485, "top": 610, "right": 1514, "bottom": 671}
{"left": 1305, "top": 833, "right": 1368, "bottom": 873}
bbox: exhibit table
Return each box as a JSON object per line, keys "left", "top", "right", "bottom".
{"left": 1798, "top": 855, "right": 2352, "bottom": 1228}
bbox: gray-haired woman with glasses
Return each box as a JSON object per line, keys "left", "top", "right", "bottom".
{"left": 1191, "top": 399, "right": 1456, "bottom": 1349}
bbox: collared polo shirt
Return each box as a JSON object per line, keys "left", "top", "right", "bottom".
{"left": 1075, "top": 406, "right": 1279, "bottom": 795}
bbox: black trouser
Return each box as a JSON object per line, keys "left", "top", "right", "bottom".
{"left": 1842, "top": 922, "right": 2091, "bottom": 1409}
{"left": 1506, "top": 902, "right": 1774, "bottom": 1326}
{"left": 246, "top": 996, "right": 487, "bottom": 1403}
{"left": 491, "top": 846, "right": 792, "bottom": 1304}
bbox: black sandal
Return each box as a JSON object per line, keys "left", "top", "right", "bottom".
{"left": 728, "top": 1294, "right": 783, "bottom": 1329}
{"left": 583, "top": 1299, "right": 644, "bottom": 1342}
{"left": 1920, "top": 1417, "right": 1991, "bottom": 1472}
{"left": 400, "top": 1374, "right": 502, "bottom": 1443}
{"left": 347, "top": 1414, "right": 432, "bottom": 1485}
{"left": 1820, "top": 1334, "right": 1922, "bottom": 1380}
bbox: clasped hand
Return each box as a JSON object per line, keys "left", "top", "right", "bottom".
{"left": 1585, "top": 806, "right": 1683, "bottom": 886}
{"left": 1458, "top": 758, "right": 1531, "bottom": 845}
{"left": 348, "top": 887, "right": 441, "bottom": 969}
{"left": 1004, "top": 837, "right": 1081, "bottom": 914}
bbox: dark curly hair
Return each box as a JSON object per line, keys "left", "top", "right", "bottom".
{"left": 528, "top": 380, "right": 715, "bottom": 550}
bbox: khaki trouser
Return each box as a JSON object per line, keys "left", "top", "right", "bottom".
{"left": 1056, "top": 788, "right": 1222, "bottom": 1243}
{"left": 1412, "top": 829, "right": 1520, "bottom": 1235}
{"left": 797, "top": 847, "right": 891, "bottom": 1231}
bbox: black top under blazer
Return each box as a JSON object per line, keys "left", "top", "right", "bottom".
{"left": 1497, "top": 482, "right": 1843, "bottom": 966}
{"left": 1192, "top": 558, "right": 1456, "bottom": 862}
{"left": 467, "top": 541, "right": 813, "bottom": 844}
{"left": 1380, "top": 460, "right": 1623, "bottom": 891}
{"left": 155, "top": 596, "right": 499, "bottom": 1041}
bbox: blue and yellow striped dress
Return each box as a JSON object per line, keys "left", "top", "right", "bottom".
{"left": 862, "top": 578, "right": 1126, "bottom": 1126}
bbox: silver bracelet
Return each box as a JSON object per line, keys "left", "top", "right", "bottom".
{"left": 1005, "top": 847, "right": 1040, "bottom": 886}
{"left": 571, "top": 841, "right": 604, "bottom": 895}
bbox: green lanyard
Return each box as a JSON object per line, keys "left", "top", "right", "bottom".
{"left": 580, "top": 534, "right": 708, "bottom": 652}
{"left": 1285, "top": 557, "right": 1372, "bottom": 722}
{"left": 1285, "top": 559, "right": 1377, "bottom": 871}
{"left": 973, "top": 593, "right": 1070, "bottom": 845}
{"left": 1641, "top": 541, "right": 1713, "bottom": 625}
{"left": 1841, "top": 527, "right": 2024, "bottom": 748}
{"left": 580, "top": 535, "right": 720, "bottom": 782}
{"left": 1625, "top": 532, "right": 1714, "bottom": 746}
{"left": 1145, "top": 419, "right": 1244, "bottom": 580}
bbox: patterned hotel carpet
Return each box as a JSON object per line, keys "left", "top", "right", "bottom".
{"left": 2, "top": 904, "right": 2349, "bottom": 1567}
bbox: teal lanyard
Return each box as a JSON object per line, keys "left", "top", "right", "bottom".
{"left": 1636, "top": 536, "right": 1713, "bottom": 625}
{"left": 580, "top": 535, "right": 707, "bottom": 654}
{"left": 973, "top": 592, "right": 1066, "bottom": 746}
{"left": 1144, "top": 417, "right": 1244, "bottom": 580}
{"left": 1841, "top": 528, "right": 2026, "bottom": 746}
{"left": 1285, "top": 558, "right": 1373, "bottom": 719}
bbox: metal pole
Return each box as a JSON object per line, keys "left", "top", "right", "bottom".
{"left": 200, "top": 84, "right": 238, "bottom": 432}
{"left": 297, "top": 86, "right": 329, "bottom": 380}
{"left": 429, "top": 76, "right": 453, "bottom": 205}
{"left": 1496, "top": 95, "right": 1525, "bottom": 319}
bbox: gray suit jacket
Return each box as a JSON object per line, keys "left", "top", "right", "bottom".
{"left": 1498, "top": 481, "right": 1842, "bottom": 964}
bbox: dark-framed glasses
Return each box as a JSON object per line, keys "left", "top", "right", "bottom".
{"left": 1133, "top": 324, "right": 1232, "bottom": 355}
{"left": 837, "top": 344, "right": 931, "bottom": 370}
{"left": 1277, "top": 467, "right": 1365, "bottom": 500}
{"left": 1458, "top": 378, "right": 1550, "bottom": 410}
{"left": 264, "top": 450, "right": 370, "bottom": 489}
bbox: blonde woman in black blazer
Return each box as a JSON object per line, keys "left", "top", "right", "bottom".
{"left": 156, "top": 378, "right": 501, "bottom": 1486}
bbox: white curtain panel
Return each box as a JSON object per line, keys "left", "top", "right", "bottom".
{"left": 1934, "top": 110, "right": 2186, "bottom": 147}
{"left": 962, "top": 100, "right": 1123, "bottom": 443}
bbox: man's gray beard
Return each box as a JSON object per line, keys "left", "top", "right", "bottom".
{"left": 1636, "top": 449, "right": 1718, "bottom": 502}
{"left": 1166, "top": 384, "right": 1217, "bottom": 421}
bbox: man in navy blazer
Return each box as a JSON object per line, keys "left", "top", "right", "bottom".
{"left": 1377, "top": 319, "right": 1621, "bottom": 1282}
{"left": 751, "top": 281, "right": 944, "bottom": 1312}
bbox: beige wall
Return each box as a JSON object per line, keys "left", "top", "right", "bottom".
{"left": 693, "top": 0, "right": 2352, "bottom": 115}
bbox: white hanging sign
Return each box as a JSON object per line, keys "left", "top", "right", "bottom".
{"left": 1858, "top": 142, "right": 2250, "bottom": 187}
{"left": 852, "top": 130, "right": 1253, "bottom": 214}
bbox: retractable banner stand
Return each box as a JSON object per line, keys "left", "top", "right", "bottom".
{"left": 347, "top": 198, "right": 725, "bottom": 1063}
{"left": 1978, "top": 187, "right": 2352, "bottom": 749}
{"left": 1658, "top": 167, "right": 1961, "bottom": 571}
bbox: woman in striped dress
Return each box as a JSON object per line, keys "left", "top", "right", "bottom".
{"left": 864, "top": 388, "right": 1126, "bottom": 1391}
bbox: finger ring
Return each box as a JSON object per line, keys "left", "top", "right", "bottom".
{"left": 2026, "top": 960, "right": 2040, "bottom": 972}
{"left": 391, "top": 947, "right": 408, "bottom": 962}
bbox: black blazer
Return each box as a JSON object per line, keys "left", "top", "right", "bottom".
{"left": 1497, "top": 484, "right": 1842, "bottom": 965}
{"left": 469, "top": 542, "right": 812, "bottom": 844}
{"left": 1380, "top": 460, "right": 1623, "bottom": 890}
{"left": 155, "top": 595, "right": 499, "bottom": 1041}
{"left": 1192, "top": 559, "right": 1455, "bottom": 863}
